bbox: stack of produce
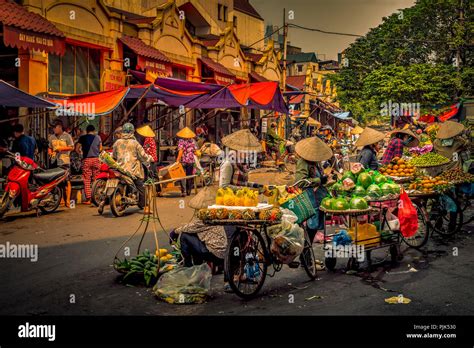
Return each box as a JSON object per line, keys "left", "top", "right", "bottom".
{"left": 409, "top": 152, "right": 450, "bottom": 167}
{"left": 215, "top": 187, "right": 259, "bottom": 207}
{"left": 197, "top": 207, "right": 282, "bottom": 222}
{"left": 439, "top": 168, "right": 474, "bottom": 184}
{"left": 321, "top": 196, "right": 369, "bottom": 212}
{"left": 277, "top": 186, "right": 303, "bottom": 205}
{"left": 328, "top": 169, "right": 401, "bottom": 203}
{"left": 115, "top": 249, "right": 176, "bottom": 286}
{"left": 379, "top": 157, "right": 415, "bottom": 177}
{"left": 406, "top": 176, "right": 451, "bottom": 194}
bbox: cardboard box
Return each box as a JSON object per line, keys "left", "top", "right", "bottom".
{"left": 159, "top": 162, "right": 185, "bottom": 180}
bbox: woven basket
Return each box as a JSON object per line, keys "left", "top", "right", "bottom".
{"left": 280, "top": 189, "right": 317, "bottom": 224}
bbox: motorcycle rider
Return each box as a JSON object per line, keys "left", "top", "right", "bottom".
{"left": 112, "top": 123, "right": 153, "bottom": 210}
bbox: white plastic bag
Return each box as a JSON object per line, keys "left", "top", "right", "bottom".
{"left": 270, "top": 221, "right": 305, "bottom": 264}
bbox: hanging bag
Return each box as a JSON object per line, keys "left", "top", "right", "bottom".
{"left": 397, "top": 189, "right": 418, "bottom": 238}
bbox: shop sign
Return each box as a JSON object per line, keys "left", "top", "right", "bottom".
{"left": 215, "top": 73, "right": 235, "bottom": 85}
{"left": 103, "top": 69, "right": 126, "bottom": 91}
{"left": 261, "top": 118, "right": 268, "bottom": 133}
{"left": 137, "top": 56, "right": 172, "bottom": 77}
{"left": 3, "top": 25, "right": 65, "bottom": 56}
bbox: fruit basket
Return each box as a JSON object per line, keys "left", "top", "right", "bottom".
{"left": 320, "top": 206, "right": 378, "bottom": 216}
{"left": 203, "top": 219, "right": 281, "bottom": 226}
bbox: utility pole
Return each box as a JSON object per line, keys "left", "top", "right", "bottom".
{"left": 282, "top": 8, "right": 289, "bottom": 138}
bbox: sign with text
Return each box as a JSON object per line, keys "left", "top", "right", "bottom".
{"left": 103, "top": 69, "right": 126, "bottom": 91}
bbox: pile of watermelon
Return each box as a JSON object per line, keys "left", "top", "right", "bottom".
{"left": 328, "top": 169, "right": 401, "bottom": 202}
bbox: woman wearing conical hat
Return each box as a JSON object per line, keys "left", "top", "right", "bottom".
{"left": 433, "top": 121, "right": 469, "bottom": 170}
{"left": 136, "top": 124, "right": 157, "bottom": 178}
{"left": 294, "top": 137, "right": 333, "bottom": 254}
{"left": 355, "top": 127, "right": 385, "bottom": 170}
{"left": 176, "top": 127, "right": 197, "bottom": 196}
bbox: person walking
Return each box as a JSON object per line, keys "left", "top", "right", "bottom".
{"left": 355, "top": 127, "right": 386, "bottom": 170}
{"left": 49, "top": 120, "right": 74, "bottom": 207}
{"left": 136, "top": 125, "right": 157, "bottom": 178}
{"left": 176, "top": 127, "right": 197, "bottom": 196}
{"left": 78, "top": 125, "right": 102, "bottom": 205}
{"left": 11, "top": 124, "right": 36, "bottom": 160}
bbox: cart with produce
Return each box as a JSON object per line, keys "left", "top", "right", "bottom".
{"left": 322, "top": 166, "right": 429, "bottom": 271}
{"left": 197, "top": 182, "right": 319, "bottom": 299}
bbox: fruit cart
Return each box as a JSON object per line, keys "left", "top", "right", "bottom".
{"left": 321, "top": 201, "right": 405, "bottom": 272}
{"left": 202, "top": 217, "right": 317, "bottom": 300}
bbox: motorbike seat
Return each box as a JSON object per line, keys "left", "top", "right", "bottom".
{"left": 33, "top": 167, "right": 66, "bottom": 182}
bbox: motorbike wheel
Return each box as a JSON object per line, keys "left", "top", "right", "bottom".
{"left": 39, "top": 186, "right": 61, "bottom": 214}
{"left": 110, "top": 184, "right": 126, "bottom": 217}
{"left": 0, "top": 192, "right": 12, "bottom": 218}
{"left": 91, "top": 179, "right": 107, "bottom": 207}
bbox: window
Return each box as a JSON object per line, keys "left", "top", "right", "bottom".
{"left": 223, "top": 6, "right": 228, "bottom": 21}
{"left": 297, "top": 64, "right": 303, "bottom": 73}
{"left": 48, "top": 44, "right": 101, "bottom": 94}
{"left": 172, "top": 67, "right": 187, "bottom": 80}
{"left": 218, "top": 4, "right": 222, "bottom": 20}
{"left": 233, "top": 15, "right": 237, "bottom": 28}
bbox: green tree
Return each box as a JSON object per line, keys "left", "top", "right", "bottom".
{"left": 330, "top": 0, "right": 473, "bottom": 124}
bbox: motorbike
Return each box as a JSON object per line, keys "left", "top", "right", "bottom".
{"left": 99, "top": 166, "right": 149, "bottom": 217}
{"left": 0, "top": 151, "right": 68, "bottom": 218}
{"left": 91, "top": 161, "right": 117, "bottom": 207}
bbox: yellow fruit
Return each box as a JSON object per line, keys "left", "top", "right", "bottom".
{"left": 224, "top": 195, "right": 235, "bottom": 206}
{"left": 216, "top": 188, "right": 225, "bottom": 205}
{"left": 235, "top": 190, "right": 245, "bottom": 206}
{"left": 159, "top": 256, "right": 168, "bottom": 262}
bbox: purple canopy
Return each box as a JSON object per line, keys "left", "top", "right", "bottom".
{"left": 0, "top": 80, "right": 57, "bottom": 108}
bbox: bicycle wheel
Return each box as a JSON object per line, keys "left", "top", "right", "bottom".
{"left": 402, "top": 203, "right": 430, "bottom": 249}
{"left": 224, "top": 228, "right": 269, "bottom": 300}
{"left": 427, "top": 195, "right": 462, "bottom": 236}
{"left": 300, "top": 227, "right": 318, "bottom": 280}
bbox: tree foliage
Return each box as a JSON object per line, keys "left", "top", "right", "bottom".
{"left": 330, "top": 0, "right": 473, "bottom": 124}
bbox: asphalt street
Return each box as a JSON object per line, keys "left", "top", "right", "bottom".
{"left": 1, "top": 192, "right": 473, "bottom": 316}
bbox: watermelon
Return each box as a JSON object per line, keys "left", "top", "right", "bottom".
{"left": 342, "top": 171, "right": 356, "bottom": 182}
{"left": 388, "top": 182, "right": 400, "bottom": 194}
{"left": 353, "top": 185, "right": 366, "bottom": 196}
{"left": 380, "top": 182, "right": 393, "bottom": 195}
{"left": 331, "top": 198, "right": 350, "bottom": 210}
{"left": 342, "top": 178, "right": 355, "bottom": 191}
{"left": 366, "top": 184, "right": 382, "bottom": 197}
{"left": 374, "top": 175, "right": 387, "bottom": 185}
{"left": 357, "top": 172, "right": 373, "bottom": 189}
{"left": 350, "top": 197, "right": 369, "bottom": 210}
{"left": 330, "top": 182, "right": 343, "bottom": 193}
{"left": 321, "top": 197, "right": 334, "bottom": 210}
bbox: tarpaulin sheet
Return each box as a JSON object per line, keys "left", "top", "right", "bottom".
{"left": 0, "top": 80, "right": 57, "bottom": 108}
{"left": 48, "top": 88, "right": 129, "bottom": 116}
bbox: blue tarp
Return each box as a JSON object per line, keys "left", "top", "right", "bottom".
{"left": 0, "top": 80, "right": 57, "bottom": 108}
{"left": 333, "top": 111, "right": 351, "bottom": 119}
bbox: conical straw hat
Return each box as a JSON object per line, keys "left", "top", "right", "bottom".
{"left": 355, "top": 127, "right": 385, "bottom": 147}
{"left": 350, "top": 125, "right": 364, "bottom": 135}
{"left": 436, "top": 121, "right": 465, "bottom": 139}
{"left": 136, "top": 124, "right": 155, "bottom": 138}
{"left": 391, "top": 128, "right": 419, "bottom": 147}
{"left": 221, "top": 129, "right": 263, "bottom": 152}
{"left": 176, "top": 127, "right": 196, "bottom": 139}
{"left": 295, "top": 137, "right": 333, "bottom": 162}
{"left": 188, "top": 186, "right": 217, "bottom": 210}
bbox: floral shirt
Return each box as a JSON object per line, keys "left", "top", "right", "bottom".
{"left": 143, "top": 137, "right": 157, "bottom": 162}
{"left": 113, "top": 133, "right": 153, "bottom": 179}
{"left": 178, "top": 139, "right": 197, "bottom": 164}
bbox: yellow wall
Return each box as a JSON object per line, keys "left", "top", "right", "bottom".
{"left": 234, "top": 11, "right": 264, "bottom": 50}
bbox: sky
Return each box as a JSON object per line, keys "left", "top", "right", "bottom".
{"left": 251, "top": 0, "right": 416, "bottom": 60}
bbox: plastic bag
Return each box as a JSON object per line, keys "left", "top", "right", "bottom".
{"left": 280, "top": 208, "right": 298, "bottom": 224}
{"left": 386, "top": 209, "right": 400, "bottom": 231}
{"left": 153, "top": 263, "right": 212, "bottom": 304}
{"left": 270, "top": 221, "right": 305, "bottom": 264}
{"left": 397, "top": 190, "right": 418, "bottom": 238}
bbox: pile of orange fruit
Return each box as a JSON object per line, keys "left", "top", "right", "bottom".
{"left": 379, "top": 157, "right": 415, "bottom": 177}
{"left": 407, "top": 176, "right": 449, "bottom": 193}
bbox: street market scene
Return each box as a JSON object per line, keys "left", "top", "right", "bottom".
{"left": 0, "top": 0, "right": 473, "bottom": 324}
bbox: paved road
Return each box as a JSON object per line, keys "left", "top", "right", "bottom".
{"left": 0, "top": 195, "right": 473, "bottom": 316}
